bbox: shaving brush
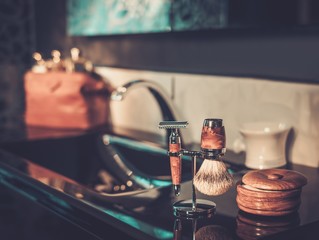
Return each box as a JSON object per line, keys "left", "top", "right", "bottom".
{"left": 194, "top": 119, "right": 233, "bottom": 196}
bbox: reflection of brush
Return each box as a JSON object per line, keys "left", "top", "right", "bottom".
{"left": 195, "top": 225, "right": 233, "bottom": 240}
{"left": 159, "top": 121, "right": 188, "bottom": 196}
{"left": 194, "top": 119, "right": 233, "bottom": 196}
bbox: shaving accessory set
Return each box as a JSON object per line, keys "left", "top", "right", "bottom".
{"left": 25, "top": 48, "right": 112, "bottom": 130}
{"left": 31, "top": 48, "right": 98, "bottom": 77}
{"left": 159, "top": 118, "right": 234, "bottom": 219}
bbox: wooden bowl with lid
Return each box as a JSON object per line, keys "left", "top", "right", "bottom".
{"left": 236, "top": 169, "right": 307, "bottom": 216}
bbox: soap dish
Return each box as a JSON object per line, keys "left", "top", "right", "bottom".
{"left": 236, "top": 169, "right": 307, "bottom": 216}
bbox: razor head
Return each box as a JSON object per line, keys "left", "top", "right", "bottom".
{"left": 158, "top": 121, "right": 189, "bottom": 129}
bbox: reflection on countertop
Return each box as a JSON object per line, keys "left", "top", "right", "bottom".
{"left": 173, "top": 217, "right": 234, "bottom": 240}
{"left": 236, "top": 210, "right": 300, "bottom": 240}
{"left": 0, "top": 126, "right": 318, "bottom": 239}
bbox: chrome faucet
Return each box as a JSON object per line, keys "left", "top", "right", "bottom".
{"left": 111, "top": 79, "right": 191, "bottom": 146}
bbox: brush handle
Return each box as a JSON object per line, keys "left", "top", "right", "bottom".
{"left": 200, "top": 123, "right": 226, "bottom": 159}
{"left": 201, "top": 125, "right": 226, "bottom": 150}
{"left": 169, "top": 143, "right": 182, "bottom": 185}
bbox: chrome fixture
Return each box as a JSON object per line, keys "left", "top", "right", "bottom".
{"left": 111, "top": 79, "right": 190, "bottom": 146}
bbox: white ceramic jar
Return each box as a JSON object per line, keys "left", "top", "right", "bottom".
{"left": 235, "top": 122, "right": 291, "bottom": 169}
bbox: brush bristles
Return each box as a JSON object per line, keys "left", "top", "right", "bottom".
{"left": 194, "top": 160, "right": 233, "bottom": 196}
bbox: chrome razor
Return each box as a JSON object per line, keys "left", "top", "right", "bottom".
{"left": 159, "top": 121, "right": 188, "bottom": 196}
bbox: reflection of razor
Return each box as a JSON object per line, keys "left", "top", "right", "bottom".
{"left": 173, "top": 218, "right": 182, "bottom": 240}
{"left": 159, "top": 121, "right": 188, "bottom": 196}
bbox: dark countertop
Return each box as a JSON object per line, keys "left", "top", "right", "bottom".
{"left": 0, "top": 125, "right": 318, "bottom": 240}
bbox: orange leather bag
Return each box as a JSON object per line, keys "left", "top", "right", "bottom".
{"left": 24, "top": 71, "right": 112, "bottom": 129}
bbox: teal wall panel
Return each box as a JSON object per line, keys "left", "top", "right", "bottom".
{"left": 67, "top": 0, "right": 227, "bottom": 36}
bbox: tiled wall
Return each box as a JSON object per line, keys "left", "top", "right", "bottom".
{"left": 97, "top": 67, "right": 319, "bottom": 168}
{"left": 0, "top": 0, "right": 34, "bottom": 138}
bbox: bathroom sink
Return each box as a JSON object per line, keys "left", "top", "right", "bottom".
{"left": 0, "top": 132, "right": 193, "bottom": 209}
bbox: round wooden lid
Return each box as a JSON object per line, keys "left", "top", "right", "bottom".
{"left": 242, "top": 169, "right": 307, "bottom": 191}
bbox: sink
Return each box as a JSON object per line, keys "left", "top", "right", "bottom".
{"left": 0, "top": 132, "right": 193, "bottom": 209}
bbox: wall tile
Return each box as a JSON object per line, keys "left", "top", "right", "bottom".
{"left": 97, "top": 67, "right": 319, "bottom": 168}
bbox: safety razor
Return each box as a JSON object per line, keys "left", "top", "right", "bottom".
{"left": 159, "top": 121, "right": 188, "bottom": 196}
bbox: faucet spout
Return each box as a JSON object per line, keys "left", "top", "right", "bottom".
{"left": 111, "top": 79, "right": 191, "bottom": 146}
{"left": 111, "top": 79, "right": 179, "bottom": 122}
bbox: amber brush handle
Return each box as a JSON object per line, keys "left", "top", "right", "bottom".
{"left": 201, "top": 126, "right": 226, "bottom": 150}
{"left": 200, "top": 119, "right": 226, "bottom": 159}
